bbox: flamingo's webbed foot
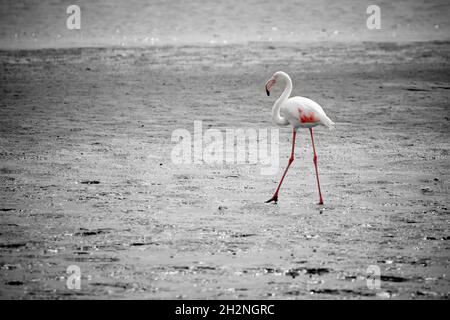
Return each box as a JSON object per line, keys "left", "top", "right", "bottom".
{"left": 265, "top": 195, "right": 278, "bottom": 204}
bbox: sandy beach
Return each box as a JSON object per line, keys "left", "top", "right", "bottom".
{"left": 0, "top": 40, "right": 449, "bottom": 299}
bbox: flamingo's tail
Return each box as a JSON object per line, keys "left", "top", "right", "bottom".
{"left": 321, "top": 115, "right": 335, "bottom": 130}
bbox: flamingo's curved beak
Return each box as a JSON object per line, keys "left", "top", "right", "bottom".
{"left": 265, "top": 78, "right": 275, "bottom": 96}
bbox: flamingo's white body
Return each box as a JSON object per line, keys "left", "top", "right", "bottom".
{"left": 264, "top": 71, "right": 334, "bottom": 204}
{"left": 267, "top": 71, "right": 334, "bottom": 130}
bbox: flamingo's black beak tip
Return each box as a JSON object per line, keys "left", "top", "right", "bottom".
{"left": 266, "top": 88, "right": 270, "bottom": 96}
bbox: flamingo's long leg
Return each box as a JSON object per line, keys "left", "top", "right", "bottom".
{"left": 266, "top": 128, "right": 297, "bottom": 203}
{"left": 309, "top": 128, "right": 324, "bottom": 205}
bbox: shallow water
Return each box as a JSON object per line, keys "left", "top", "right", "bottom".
{"left": 0, "top": 0, "right": 449, "bottom": 49}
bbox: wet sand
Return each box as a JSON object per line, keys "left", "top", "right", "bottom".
{"left": 1, "top": 0, "right": 449, "bottom": 49}
{"left": 0, "top": 41, "right": 449, "bottom": 299}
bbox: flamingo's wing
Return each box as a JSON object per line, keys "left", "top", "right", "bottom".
{"left": 285, "top": 97, "right": 335, "bottom": 128}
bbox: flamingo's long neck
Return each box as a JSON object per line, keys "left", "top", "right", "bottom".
{"left": 272, "top": 73, "right": 292, "bottom": 125}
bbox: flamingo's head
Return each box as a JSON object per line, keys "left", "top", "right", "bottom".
{"left": 264, "top": 71, "right": 284, "bottom": 96}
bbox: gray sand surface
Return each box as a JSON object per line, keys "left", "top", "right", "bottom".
{"left": 0, "top": 42, "right": 449, "bottom": 299}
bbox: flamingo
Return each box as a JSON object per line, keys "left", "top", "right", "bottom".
{"left": 264, "top": 71, "right": 334, "bottom": 204}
